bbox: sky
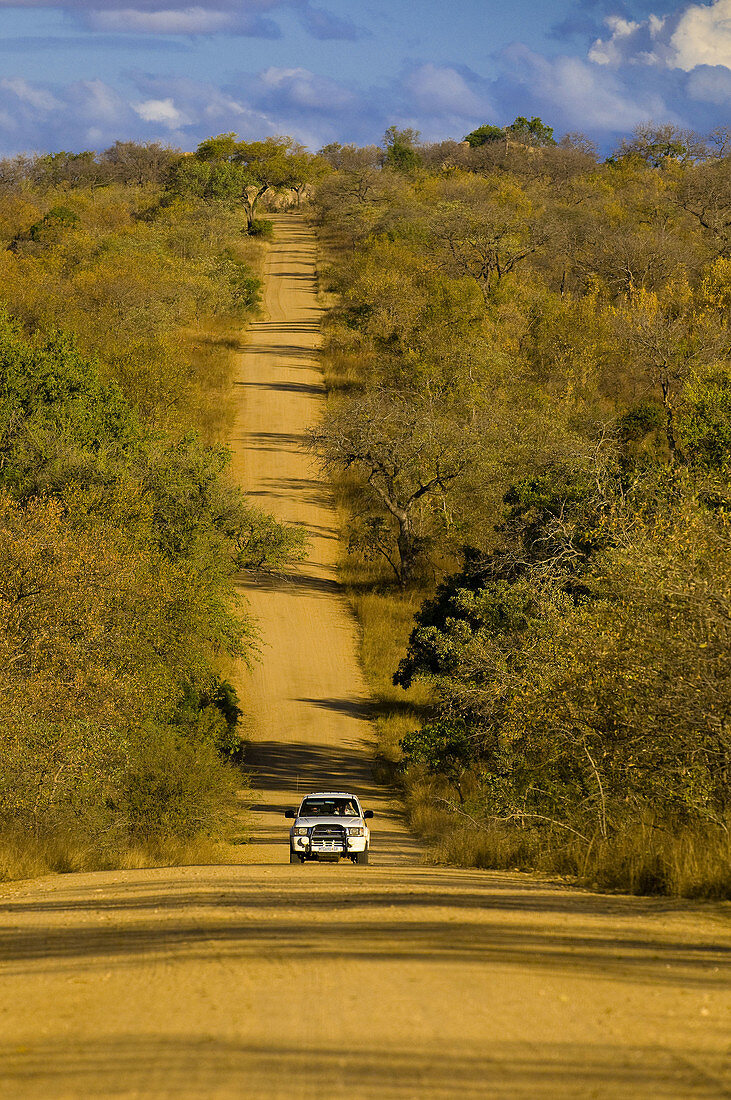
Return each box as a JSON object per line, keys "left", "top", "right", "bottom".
{"left": 0, "top": 0, "right": 729, "bottom": 155}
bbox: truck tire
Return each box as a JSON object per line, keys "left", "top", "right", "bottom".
{"left": 355, "top": 849, "right": 369, "bottom": 865}
{"left": 289, "top": 849, "right": 304, "bottom": 864}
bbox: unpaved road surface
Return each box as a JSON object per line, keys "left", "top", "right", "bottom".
{"left": 228, "top": 213, "right": 417, "bottom": 864}
{"left": 0, "top": 215, "right": 729, "bottom": 1100}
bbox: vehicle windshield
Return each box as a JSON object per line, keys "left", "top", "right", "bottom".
{"left": 299, "top": 797, "right": 360, "bottom": 818}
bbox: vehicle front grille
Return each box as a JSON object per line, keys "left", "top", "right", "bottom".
{"left": 310, "top": 824, "right": 346, "bottom": 847}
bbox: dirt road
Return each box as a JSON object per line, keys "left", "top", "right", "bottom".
{"left": 0, "top": 216, "right": 729, "bottom": 1100}
{"left": 228, "top": 213, "right": 417, "bottom": 864}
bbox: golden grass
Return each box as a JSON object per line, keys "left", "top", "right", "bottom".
{"left": 345, "top": 584, "right": 432, "bottom": 759}
{"left": 0, "top": 806, "right": 252, "bottom": 883}
{"left": 428, "top": 814, "right": 731, "bottom": 899}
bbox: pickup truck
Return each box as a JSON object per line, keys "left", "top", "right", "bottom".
{"left": 285, "top": 791, "right": 373, "bottom": 864}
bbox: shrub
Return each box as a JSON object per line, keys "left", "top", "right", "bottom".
{"left": 122, "top": 724, "right": 240, "bottom": 843}
{"left": 247, "top": 218, "right": 274, "bottom": 238}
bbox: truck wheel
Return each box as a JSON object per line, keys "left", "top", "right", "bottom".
{"left": 289, "top": 850, "right": 304, "bottom": 864}
{"left": 355, "top": 849, "right": 369, "bottom": 865}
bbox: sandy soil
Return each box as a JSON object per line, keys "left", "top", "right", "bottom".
{"left": 229, "top": 213, "right": 417, "bottom": 864}
{"left": 0, "top": 864, "right": 728, "bottom": 1098}
{"left": 0, "top": 215, "right": 729, "bottom": 1099}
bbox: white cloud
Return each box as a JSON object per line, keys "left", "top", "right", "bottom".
{"left": 0, "top": 0, "right": 317, "bottom": 37}
{"left": 132, "top": 96, "right": 189, "bottom": 125}
{"left": 0, "top": 77, "right": 61, "bottom": 111}
{"left": 89, "top": 7, "right": 234, "bottom": 33}
{"left": 502, "top": 45, "right": 672, "bottom": 132}
{"left": 404, "top": 64, "right": 485, "bottom": 116}
{"left": 129, "top": 74, "right": 277, "bottom": 135}
{"left": 551, "top": 57, "right": 665, "bottom": 127}
{"left": 260, "top": 66, "right": 306, "bottom": 86}
{"left": 687, "top": 63, "right": 731, "bottom": 101}
{"left": 0, "top": 76, "right": 135, "bottom": 154}
{"left": 589, "top": 17, "right": 641, "bottom": 66}
{"left": 671, "top": 0, "right": 731, "bottom": 70}
{"left": 259, "top": 66, "right": 354, "bottom": 109}
{"left": 71, "top": 79, "right": 127, "bottom": 122}
{"left": 587, "top": 12, "right": 673, "bottom": 67}
{"left": 0, "top": 104, "right": 19, "bottom": 131}
{"left": 588, "top": 1, "right": 731, "bottom": 73}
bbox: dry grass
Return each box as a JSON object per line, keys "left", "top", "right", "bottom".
{"left": 426, "top": 813, "right": 731, "bottom": 899}
{"left": 344, "top": 580, "right": 432, "bottom": 770}
{"left": 118, "top": 836, "right": 251, "bottom": 871}
{"left": 180, "top": 235, "right": 267, "bottom": 443}
{"left": 0, "top": 801, "right": 252, "bottom": 883}
{"left": 180, "top": 321, "right": 244, "bottom": 442}
{"left": 585, "top": 820, "right": 731, "bottom": 898}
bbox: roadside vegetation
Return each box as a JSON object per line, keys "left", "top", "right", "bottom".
{"left": 0, "top": 141, "right": 311, "bottom": 879}
{"left": 313, "top": 120, "right": 731, "bottom": 898}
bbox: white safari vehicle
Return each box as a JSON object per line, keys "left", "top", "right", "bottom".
{"left": 285, "top": 791, "right": 373, "bottom": 864}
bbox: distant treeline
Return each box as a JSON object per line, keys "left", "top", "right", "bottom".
{"left": 313, "top": 121, "right": 731, "bottom": 897}
{"left": 0, "top": 141, "right": 305, "bottom": 878}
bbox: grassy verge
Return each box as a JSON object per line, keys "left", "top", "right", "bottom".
{"left": 0, "top": 819, "right": 252, "bottom": 882}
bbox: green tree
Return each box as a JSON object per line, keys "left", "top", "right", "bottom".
{"left": 165, "top": 157, "right": 249, "bottom": 205}
{"left": 195, "top": 133, "right": 299, "bottom": 230}
{"left": 383, "top": 126, "right": 421, "bottom": 172}
{"left": 614, "top": 122, "right": 707, "bottom": 168}
{"left": 507, "top": 116, "right": 556, "bottom": 147}
{"left": 463, "top": 124, "right": 505, "bottom": 148}
{"left": 285, "top": 149, "right": 330, "bottom": 206}
{"left": 30, "top": 150, "right": 100, "bottom": 189}
{"left": 401, "top": 719, "right": 475, "bottom": 802}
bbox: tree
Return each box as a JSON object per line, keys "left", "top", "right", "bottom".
{"left": 165, "top": 157, "right": 250, "bottom": 206}
{"left": 676, "top": 156, "right": 731, "bottom": 257}
{"left": 29, "top": 150, "right": 100, "bottom": 189}
{"left": 614, "top": 283, "right": 724, "bottom": 465}
{"left": 8, "top": 205, "right": 81, "bottom": 253}
{"left": 319, "top": 143, "right": 381, "bottom": 172}
{"left": 464, "top": 124, "right": 504, "bottom": 148}
{"left": 425, "top": 176, "right": 549, "bottom": 303}
{"left": 285, "top": 148, "right": 330, "bottom": 206}
{"left": 99, "top": 141, "right": 178, "bottom": 186}
{"left": 401, "top": 719, "right": 475, "bottom": 802}
{"left": 707, "top": 126, "right": 731, "bottom": 159}
{"left": 194, "top": 133, "right": 299, "bottom": 230}
{"left": 613, "top": 122, "right": 708, "bottom": 168}
{"left": 311, "top": 122, "right": 731, "bottom": 894}
{"left": 383, "top": 126, "right": 421, "bottom": 172}
{"left": 311, "top": 388, "right": 475, "bottom": 586}
{"left": 313, "top": 145, "right": 384, "bottom": 247}
{"left": 0, "top": 154, "right": 32, "bottom": 194}
{"left": 559, "top": 132, "right": 599, "bottom": 159}
{"left": 507, "top": 116, "right": 556, "bottom": 148}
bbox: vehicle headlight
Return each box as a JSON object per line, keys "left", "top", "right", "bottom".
{"left": 346, "top": 826, "right": 365, "bottom": 836}
{"left": 292, "top": 827, "right": 309, "bottom": 836}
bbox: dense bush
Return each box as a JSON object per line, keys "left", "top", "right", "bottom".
{"left": 315, "top": 124, "right": 731, "bottom": 896}
{"left": 0, "top": 157, "right": 304, "bottom": 876}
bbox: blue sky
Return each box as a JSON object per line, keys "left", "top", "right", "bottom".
{"left": 0, "top": 0, "right": 729, "bottom": 155}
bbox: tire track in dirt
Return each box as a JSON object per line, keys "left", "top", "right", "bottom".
{"left": 228, "top": 213, "right": 419, "bottom": 864}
